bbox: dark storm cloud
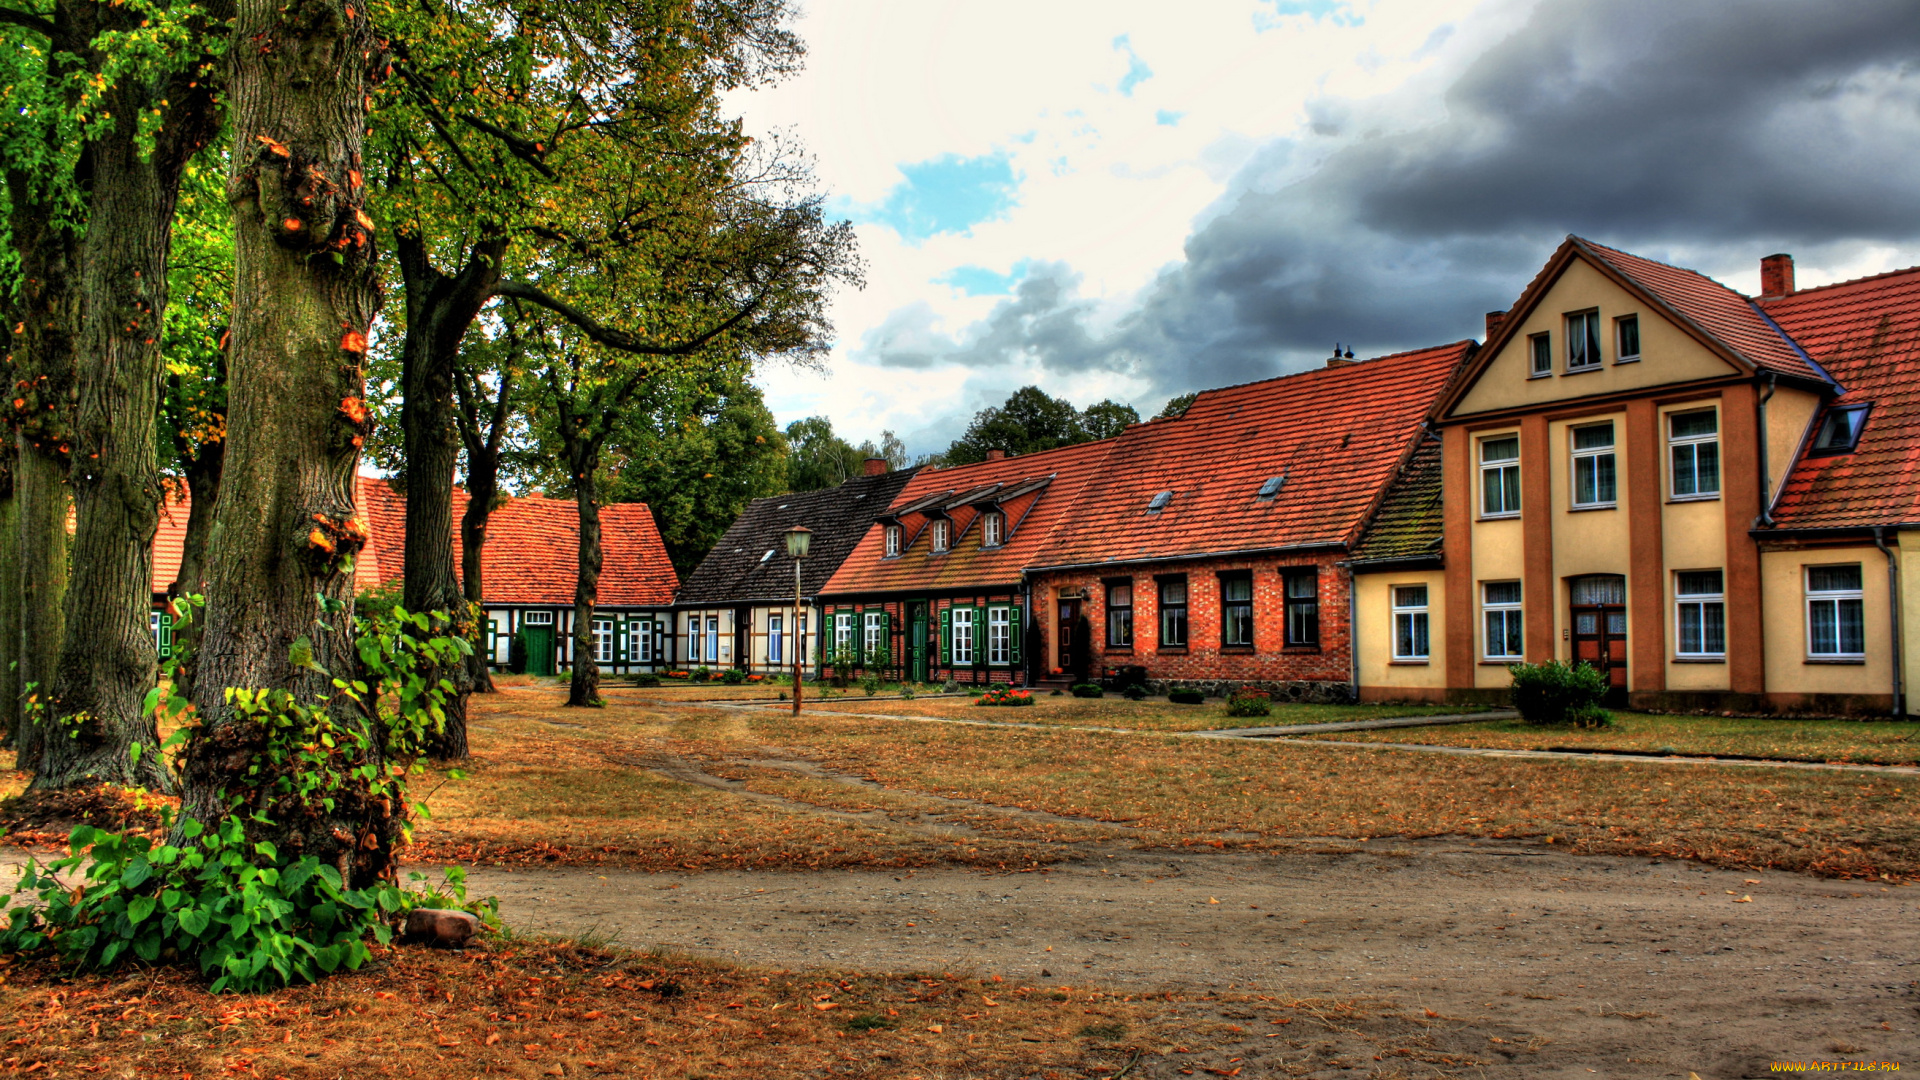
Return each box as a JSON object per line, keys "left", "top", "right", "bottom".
{"left": 861, "top": 0, "right": 1920, "bottom": 400}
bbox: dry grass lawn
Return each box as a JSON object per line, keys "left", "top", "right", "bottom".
{"left": 0, "top": 940, "right": 1498, "bottom": 1078}
{"left": 1301, "top": 711, "right": 1920, "bottom": 764}
{"left": 788, "top": 695, "right": 1465, "bottom": 732}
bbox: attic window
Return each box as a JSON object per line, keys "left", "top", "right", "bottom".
{"left": 1811, "top": 405, "right": 1869, "bottom": 455}
{"left": 760, "top": 549, "right": 775, "bottom": 564}
{"left": 1146, "top": 491, "right": 1173, "bottom": 514}
{"left": 1256, "top": 475, "right": 1285, "bottom": 500}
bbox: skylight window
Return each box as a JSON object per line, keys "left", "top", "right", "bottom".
{"left": 1256, "top": 474, "right": 1285, "bottom": 500}
{"left": 1811, "top": 405, "right": 1869, "bottom": 454}
{"left": 760, "top": 549, "right": 775, "bottom": 564}
{"left": 1146, "top": 490, "right": 1173, "bottom": 514}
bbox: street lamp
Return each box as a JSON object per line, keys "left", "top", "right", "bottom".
{"left": 784, "top": 526, "right": 812, "bottom": 715}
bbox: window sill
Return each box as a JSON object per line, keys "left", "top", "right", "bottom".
{"left": 1805, "top": 657, "right": 1866, "bottom": 665}
{"left": 1157, "top": 646, "right": 1188, "bottom": 655}
{"left": 1389, "top": 659, "right": 1430, "bottom": 666}
{"left": 1672, "top": 657, "right": 1725, "bottom": 664}
{"left": 1219, "top": 646, "right": 1255, "bottom": 655}
{"left": 1477, "top": 513, "right": 1522, "bottom": 523}
{"left": 1104, "top": 647, "right": 1134, "bottom": 656}
{"left": 1563, "top": 364, "right": 1603, "bottom": 376}
{"left": 1568, "top": 503, "right": 1617, "bottom": 513}
{"left": 1527, "top": 372, "right": 1553, "bottom": 380}
{"left": 1480, "top": 659, "right": 1521, "bottom": 666}
{"left": 1666, "top": 495, "right": 1721, "bottom": 504}
{"left": 1614, "top": 356, "right": 1641, "bottom": 365}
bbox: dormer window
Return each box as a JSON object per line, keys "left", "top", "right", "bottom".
{"left": 883, "top": 525, "right": 901, "bottom": 557}
{"left": 1146, "top": 490, "right": 1173, "bottom": 514}
{"left": 981, "top": 511, "right": 1004, "bottom": 547}
{"left": 1565, "top": 311, "right": 1601, "bottom": 370}
{"left": 931, "top": 519, "right": 950, "bottom": 553}
{"left": 1811, "top": 405, "right": 1869, "bottom": 455}
{"left": 1256, "top": 475, "right": 1284, "bottom": 500}
{"left": 1615, "top": 314, "right": 1641, "bottom": 363}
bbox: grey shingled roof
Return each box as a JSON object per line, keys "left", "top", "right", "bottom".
{"left": 1349, "top": 436, "right": 1444, "bottom": 565}
{"left": 675, "top": 467, "right": 920, "bottom": 604}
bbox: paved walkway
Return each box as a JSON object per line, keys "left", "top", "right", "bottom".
{"left": 1193, "top": 710, "right": 1516, "bottom": 737}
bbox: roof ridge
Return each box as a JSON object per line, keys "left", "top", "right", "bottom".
{"left": 1178, "top": 338, "right": 1475, "bottom": 402}
{"left": 1761, "top": 262, "right": 1920, "bottom": 302}
{"left": 1573, "top": 235, "right": 1748, "bottom": 298}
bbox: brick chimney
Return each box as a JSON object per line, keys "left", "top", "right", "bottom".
{"left": 1760, "top": 253, "right": 1795, "bottom": 299}
{"left": 986, "top": 449, "right": 1005, "bottom": 461}
{"left": 1485, "top": 310, "right": 1506, "bottom": 339}
{"left": 862, "top": 456, "right": 888, "bottom": 476}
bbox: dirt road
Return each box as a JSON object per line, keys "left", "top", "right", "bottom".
{"left": 469, "top": 840, "right": 1919, "bottom": 1078}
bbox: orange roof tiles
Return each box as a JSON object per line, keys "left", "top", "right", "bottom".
{"left": 149, "top": 477, "right": 677, "bottom": 606}
{"left": 822, "top": 439, "right": 1116, "bottom": 595}
{"left": 1761, "top": 264, "right": 1920, "bottom": 530}
{"left": 1029, "top": 341, "right": 1473, "bottom": 569}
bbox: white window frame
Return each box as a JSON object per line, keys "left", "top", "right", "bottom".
{"left": 1391, "top": 585, "right": 1430, "bottom": 661}
{"left": 593, "top": 618, "right": 614, "bottom": 664}
{"left": 1529, "top": 332, "right": 1551, "bottom": 377}
{"left": 863, "top": 611, "right": 884, "bottom": 656}
{"left": 931, "top": 519, "right": 950, "bottom": 553}
{"left": 1565, "top": 310, "right": 1601, "bottom": 370}
{"left": 629, "top": 619, "right": 651, "bottom": 663}
{"left": 1805, "top": 565, "right": 1865, "bottom": 660}
{"left": 705, "top": 616, "right": 720, "bottom": 663}
{"left": 525, "top": 610, "right": 554, "bottom": 625}
{"left": 1480, "top": 435, "right": 1521, "bottom": 518}
{"left": 1570, "top": 421, "right": 1618, "bottom": 509}
{"left": 981, "top": 511, "right": 1004, "bottom": 548}
{"left": 1482, "top": 581, "right": 1524, "bottom": 661}
{"left": 1668, "top": 408, "right": 1720, "bottom": 500}
{"left": 987, "top": 606, "right": 1011, "bottom": 665}
{"left": 1674, "top": 570, "right": 1726, "bottom": 659}
{"left": 884, "top": 525, "right": 901, "bottom": 557}
{"left": 833, "top": 611, "right": 854, "bottom": 653}
{"left": 951, "top": 607, "right": 975, "bottom": 665}
{"left": 1615, "top": 314, "right": 1641, "bottom": 363}
{"left": 769, "top": 613, "right": 784, "bottom": 665}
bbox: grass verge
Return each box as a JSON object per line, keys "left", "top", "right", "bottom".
{"left": 791, "top": 696, "right": 1467, "bottom": 733}
{"left": 1300, "top": 712, "right": 1920, "bottom": 765}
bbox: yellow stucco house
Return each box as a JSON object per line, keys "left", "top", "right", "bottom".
{"left": 1354, "top": 236, "right": 1920, "bottom": 715}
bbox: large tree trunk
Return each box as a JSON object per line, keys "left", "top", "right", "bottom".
{"left": 13, "top": 431, "right": 69, "bottom": 776}
{"left": 164, "top": 435, "right": 222, "bottom": 703}
{"left": 0, "top": 442, "right": 17, "bottom": 749}
{"left": 459, "top": 446, "right": 497, "bottom": 696}
{"left": 567, "top": 464, "right": 602, "bottom": 708}
{"left": 37, "top": 7, "right": 222, "bottom": 792}
{"left": 395, "top": 234, "right": 503, "bottom": 759}
{"left": 181, "top": 0, "right": 390, "bottom": 884}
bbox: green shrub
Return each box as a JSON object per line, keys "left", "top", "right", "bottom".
{"left": 632, "top": 673, "right": 662, "bottom": 687}
{"left": 860, "top": 674, "right": 882, "bottom": 696}
{"left": 507, "top": 631, "right": 529, "bottom": 675}
{"left": 1567, "top": 702, "right": 1614, "bottom": 729}
{"left": 1121, "top": 683, "right": 1148, "bottom": 701}
{"left": 721, "top": 668, "right": 747, "bottom": 685}
{"left": 1508, "top": 660, "right": 1608, "bottom": 725}
{"left": 1224, "top": 689, "right": 1271, "bottom": 717}
{"left": 691, "top": 665, "right": 712, "bottom": 683}
{"left": 899, "top": 683, "right": 917, "bottom": 700}
{"left": 1168, "top": 690, "right": 1204, "bottom": 705}
{"left": 1070, "top": 683, "right": 1102, "bottom": 698}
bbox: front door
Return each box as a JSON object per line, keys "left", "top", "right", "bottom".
{"left": 1569, "top": 575, "right": 1627, "bottom": 705}
{"left": 523, "top": 624, "right": 555, "bottom": 676}
{"left": 1056, "top": 599, "right": 1082, "bottom": 675}
{"left": 909, "top": 604, "right": 929, "bottom": 683}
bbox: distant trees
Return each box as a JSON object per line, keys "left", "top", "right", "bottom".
{"left": 784, "top": 416, "right": 907, "bottom": 492}
{"left": 943, "top": 386, "right": 1138, "bottom": 465}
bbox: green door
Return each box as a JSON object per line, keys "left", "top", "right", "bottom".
{"left": 523, "top": 625, "right": 555, "bottom": 676}
{"left": 910, "top": 604, "right": 928, "bottom": 683}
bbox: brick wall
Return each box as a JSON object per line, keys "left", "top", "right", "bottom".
{"left": 1027, "top": 551, "right": 1355, "bottom": 700}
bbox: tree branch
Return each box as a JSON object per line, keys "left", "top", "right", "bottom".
{"left": 0, "top": 6, "right": 56, "bottom": 37}
{"left": 492, "top": 278, "right": 763, "bottom": 358}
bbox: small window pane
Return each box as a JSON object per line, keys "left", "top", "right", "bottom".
{"left": 1482, "top": 437, "right": 1519, "bottom": 463}
{"left": 1530, "top": 334, "right": 1551, "bottom": 374}
{"left": 1670, "top": 410, "right": 1716, "bottom": 439}
{"left": 1286, "top": 573, "right": 1315, "bottom": 599}
{"left": 1223, "top": 577, "right": 1252, "bottom": 602}
{"left": 1393, "top": 585, "right": 1428, "bottom": 608}
{"left": 1676, "top": 570, "right": 1723, "bottom": 596}
{"left": 1483, "top": 581, "right": 1522, "bottom": 606}
{"left": 1160, "top": 580, "right": 1186, "bottom": 606}
{"left": 1616, "top": 315, "right": 1640, "bottom": 358}
{"left": 1573, "top": 423, "right": 1614, "bottom": 450}
{"left": 1808, "top": 565, "right": 1862, "bottom": 592}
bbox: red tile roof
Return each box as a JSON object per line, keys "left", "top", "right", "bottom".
{"left": 821, "top": 438, "right": 1116, "bottom": 595}
{"left": 151, "top": 477, "right": 678, "bottom": 606}
{"left": 1575, "top": 238, "right": 1826, "bottom": 383}
{"left": 1761, "top": 264, "right": 1920, "bottom": 529}
{"left": 1029, "top": 341, "right": 1473, "bottom": 569}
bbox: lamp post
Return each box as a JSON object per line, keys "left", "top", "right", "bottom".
{"left": 784, "top": 526, "right": 812, "bottom": 715}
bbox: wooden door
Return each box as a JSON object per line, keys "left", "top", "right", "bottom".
{"left": 910, "top": 604, "right": 929, "bottom": 683}
{"left": 1569, "top": 575, "right": 1627, "bottom": 705}
{"left": 1056, "top": 599, "right": 1082, "bottom": 674}
{"left": 523, "top": 625, "right": 555, "bottom": 676}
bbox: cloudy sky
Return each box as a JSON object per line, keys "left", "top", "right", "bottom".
{"left": 734, "top": 0, "right": 1920, "bottom": 455}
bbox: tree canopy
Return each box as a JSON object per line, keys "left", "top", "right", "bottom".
{"left": 942, "top": 386, "right": 1138, "bottom": 465}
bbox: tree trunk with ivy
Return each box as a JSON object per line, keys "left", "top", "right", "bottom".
{"left": 180, "top": 0, "right": 393, "bottom": 886}
{"left": 458, "top": 440, "right": 500, "bottom": 697}
{"left": 36, "top": 1, "right": 225, "bottom": 792}
{"left": 0, "top": 440, "right": 18, "bottom": 748}
{"left": 567, "top": 462, "right": 604, "bottom": 708}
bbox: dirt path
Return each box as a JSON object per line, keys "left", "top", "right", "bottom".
{"left": 467, "top": 842, "right": 1919, "bottom": 1078}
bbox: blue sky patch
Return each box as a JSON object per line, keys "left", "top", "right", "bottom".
{"left": 940, "top": 261, "right": 1031, "bottom": 297}
{"left": 1114, "top": 35, "right": 1153, "bottom": 96}
{"left": 1156, "top": 109, "right": 1185, "bottom": 127}
{"left": 855, "top": 153, "right": 1019, "bottom": 243}
{"left": 1257, "top": 0, "right": 1363, "bottom": 29}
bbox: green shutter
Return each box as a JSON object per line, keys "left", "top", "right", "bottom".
{"left": 881, "top": 610, "right": 892, "bottom": 672}
{"left": 939, "top": 606, "right": 952, "bottom": 666}
{"left": 1009, "top": 605, "right": 1022, "bottom": 665}
{"left": 158, "top": 612, "right": 173, "bottom": 659}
